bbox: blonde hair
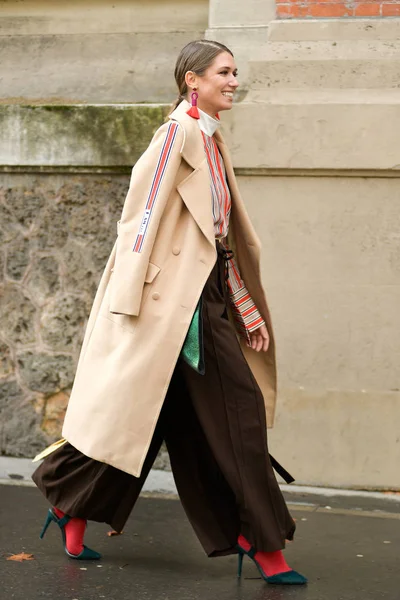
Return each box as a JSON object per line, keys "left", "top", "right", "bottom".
{"left": 168, "top": 39, "right": 234, "bottom": 115}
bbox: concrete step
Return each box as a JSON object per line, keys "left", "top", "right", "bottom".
{"left": 250, "top": 59, "right": 400, "bottom": 90}
{"left": 248, "top": 40, "right": 400, "bottom": 89}
{"left": 268, "top": 18, "right": 400, "bottom": 43}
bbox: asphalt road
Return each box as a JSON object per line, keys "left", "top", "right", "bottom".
{"left": 1, "top": 485, "right": 399, "bottom": 600}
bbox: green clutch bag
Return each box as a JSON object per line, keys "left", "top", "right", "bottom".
{"left": 181, "top": 297, "right": 205, "bottom": 375}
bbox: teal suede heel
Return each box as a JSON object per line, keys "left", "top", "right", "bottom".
{"left": 237, "top": 545, "right": 307, "bottom": 585}
{"left": 40, "top": 508, "right": 101, "bottom": 560}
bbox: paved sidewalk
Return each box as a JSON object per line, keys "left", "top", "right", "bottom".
{"left": 1, "top": 478, "right": 399, "bottom": 600}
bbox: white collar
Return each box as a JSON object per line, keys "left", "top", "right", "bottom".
{"left": 197, "top": 108, "right": 220, "bottom": 137}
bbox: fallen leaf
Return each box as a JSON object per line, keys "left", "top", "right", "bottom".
{"left": 6, "top": 553, "right": 35, "bottom": 562}
{"left": 107, "top": 530, "right": 123, "bottom": 537}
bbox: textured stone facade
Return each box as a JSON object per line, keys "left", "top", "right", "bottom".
{"left": 0, "top": 174, "right": 128, "bottom": 456}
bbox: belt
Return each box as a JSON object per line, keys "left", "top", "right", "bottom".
{"left": 269, "top": 455, "right": 295, "bottom": 484}
{"left": 216, "top": 240, "right": 234, "bottom": 283}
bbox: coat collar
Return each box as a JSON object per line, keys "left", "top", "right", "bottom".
{"left": 198, "top": 108, "right": 220, "bottom": 137}
{"left": 169, "top": 100, "right": 227, "bottom": 169}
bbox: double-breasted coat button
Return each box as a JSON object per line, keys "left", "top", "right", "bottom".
{"left": 172, "top": 247, "right": 181, "bottom": 255}
{"left": 152, "top": 292, "right": 160, "bottom": 300}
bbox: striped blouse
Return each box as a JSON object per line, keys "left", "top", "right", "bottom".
{"left": 197, "top": 110, "right": 265, "bottom": 341}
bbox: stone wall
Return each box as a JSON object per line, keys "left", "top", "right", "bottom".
{"left": 0, "top": 101, "right": 172, "bottom": 458}
{"left": 0, "top": 173, "right": 127, "bottom": 455}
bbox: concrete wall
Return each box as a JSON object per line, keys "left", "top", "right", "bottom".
{"left": 0, "top": 0, "right": 208, "bottom": 103}
{"left": 240, "top": 174, "right": 400, "bottom": 489}
{"left": 208, "top": 4, "right": 400, "bottom": 489}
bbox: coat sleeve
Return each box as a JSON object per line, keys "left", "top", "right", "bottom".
{"left": 109, "top": 121, "right": 184, "bottom": 317}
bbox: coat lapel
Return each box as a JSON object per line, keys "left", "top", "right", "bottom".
{"left": 169, "top": 101, "right": 215, "bottom": 248}
{"left": 169, "top": 100, "right": 205, "bottom": 170}
{"left": 168, "top": 102, "right": 261, "bottom": 251}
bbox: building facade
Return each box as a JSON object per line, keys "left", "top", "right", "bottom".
{"left": 0, "top": 0, "right": 399, "bottom": 489}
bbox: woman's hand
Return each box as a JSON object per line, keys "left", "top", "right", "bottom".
{"left": 248, "top": 325, "right": 270, "bottom": 353}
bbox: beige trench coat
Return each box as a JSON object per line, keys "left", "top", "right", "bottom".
{"left": 62, "top": 100, "right": 277, "bottom": 478}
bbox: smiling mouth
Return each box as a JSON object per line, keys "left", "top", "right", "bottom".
{"left": 222, "top": 92, "right": 234, "bottom": 98}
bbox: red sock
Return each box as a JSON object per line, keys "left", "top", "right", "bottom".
{"left": 54, "top": 508, "right": 86, "bottom": 556}
{"left": 238, "top": 534, "right": 291, "bottom": 577}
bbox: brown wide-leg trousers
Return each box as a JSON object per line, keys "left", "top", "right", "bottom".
{"left": 33, "top": 247, "right": 295, "bottom": 556}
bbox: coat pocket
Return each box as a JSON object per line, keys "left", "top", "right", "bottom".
{"left": 144, "top": 262, "right": 160, "bottom": 283}
{"left": 140, "top": 261, "right": 161, "bottom": 307}
{"left": 104, "top": 261, "right": 161, "bottom": 334}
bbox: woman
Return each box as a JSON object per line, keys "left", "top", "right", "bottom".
{"left": 32, "top": 39, "right": 307, "bottom": 585}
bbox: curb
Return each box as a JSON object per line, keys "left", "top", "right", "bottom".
{"left": 1, "top": 456, "right": 400, "bottom": 502}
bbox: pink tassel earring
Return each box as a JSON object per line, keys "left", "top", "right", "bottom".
{"left": 186, "top": 89, "right": 200, "bottom": 119}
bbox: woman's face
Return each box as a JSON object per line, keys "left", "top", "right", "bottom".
{"left": 187, "top": 51, "right": 239, "bottom": 117}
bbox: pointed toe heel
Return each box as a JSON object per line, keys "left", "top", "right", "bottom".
{"left": 39, "top": 508, "right": 101, "bottom": 560}
{"left": 236, "top": 543, "right": 307, "bottom": 586}
{"left": 266, "top": 570, "right": 308, "bottom": 585}
{"left": 65, "top": 545, "right": 102, "bottom": 560}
